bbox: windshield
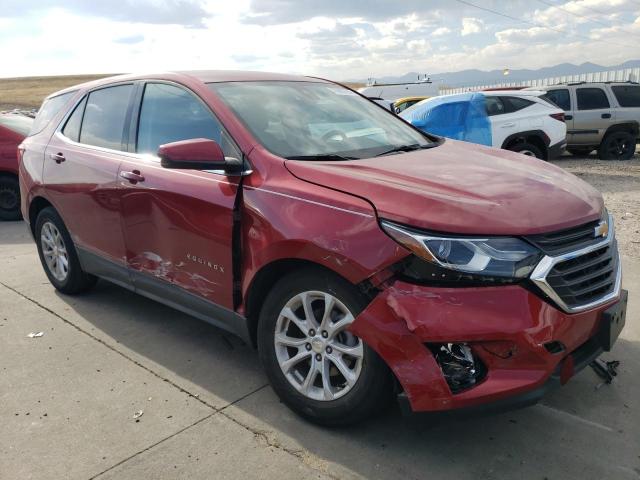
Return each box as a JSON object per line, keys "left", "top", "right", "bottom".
{"left": 208, "top": 81, "right": 433, "bottom": 159}
{"left": 0, "top": 114, "right": 34, "bottom": 136}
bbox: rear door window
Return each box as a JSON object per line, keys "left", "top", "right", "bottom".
{"left": 541, "top": 89, "right": 570, "bottom": 111}
{"left": 29, "top": 91, "right": 75, "bottom": 136}
{"left": 136, "top": 82, "right": 239, "bottom": 157}
{"left": 576, "top": 88, "right": 610, "bottom": 110}
{"left": 611, "top": 85, "right": 640, "bottom": 107}
{"left": 79, "top": 85, "right": 134, "bottom": 150}
{"left": 485, "top": 96, "right": 505, "bottom": 116}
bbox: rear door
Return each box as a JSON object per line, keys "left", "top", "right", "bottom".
{"left": 43, "top": 83, "right": 135, "bottom": 287}
{"left": 485, "top": 96, "right": 517, "bottom": 147}
{"left": 118, "top": 81, "right": 242, "bottom": 316}
{"left": 572, "top": 87, "right": 614, "bottom": 146}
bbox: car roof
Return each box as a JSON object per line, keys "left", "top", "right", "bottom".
{"left": 482, "top": 90, "right": 544, "bottom": 97}
{"left": 47, "top": 70, "right": 331, "bottom": 100}
{"left": 395, "top": 96, "right": 429, "bottom": 103}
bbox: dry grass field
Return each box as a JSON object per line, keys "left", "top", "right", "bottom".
{"left": 0, "top": 75, "right": 364, "bottom": 111}
{"left": 0, "top": 74, "right": 113, "bottom": 110}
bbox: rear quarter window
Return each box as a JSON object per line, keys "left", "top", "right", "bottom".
{"left": 611, "top": 85, "right": 640, "bottom": 107}
{"left": 29, "top": 91, "right": 75, "bottom": 136}
{"left": 500, "top": 96, "right": 534, "bottom": 113}
{"left": 541, "top": 89, "right": 570, "bottom": 111}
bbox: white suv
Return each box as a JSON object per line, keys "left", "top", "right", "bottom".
{"left": 400, "top": 90, "right": 567, "bottom": 160}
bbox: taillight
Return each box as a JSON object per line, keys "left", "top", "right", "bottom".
{"left": 549, "top": 112, "right": 565, "bottom": 122}
{"left": 17, "top": 146, "right": 25, "bottom": 164}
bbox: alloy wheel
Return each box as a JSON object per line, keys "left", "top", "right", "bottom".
{"left": 41, "top": 221, "right": 69, "bottom": 281}
{"left": 274, "top": 290, "right": 363, "bottom": 401}
{"left": 607, "top": 137, "right": 633, "bottom": 158}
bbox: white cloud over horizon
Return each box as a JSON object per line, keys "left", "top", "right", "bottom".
{"left": 0, "top": 0, "right": 639, "bottom": 80}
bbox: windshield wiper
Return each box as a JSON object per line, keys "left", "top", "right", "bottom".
{"left": 285, "top": 154, "right": 358, "bottom": 161}
{"left": 375, "top": 144, "right": 430, "bottom": 157}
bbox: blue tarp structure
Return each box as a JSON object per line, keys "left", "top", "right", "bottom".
{"left": 400, "top": 93, "right": 492, "bottom": 146}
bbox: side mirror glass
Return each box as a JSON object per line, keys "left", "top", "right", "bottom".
{"left": 158, "top": 138, "right": 242, "bottom": 173}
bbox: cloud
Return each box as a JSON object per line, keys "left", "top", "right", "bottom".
{"left": 114, "top": 34, "right": 145, "bottom": 44}
{"left": 432, "top": 26, "right": 451, "bottom": 36}
{"left": 461, "top": 17, "right": 483, "bottom": 36}
{"left": 1, "top": 0, "right": 209, "bottom": 27}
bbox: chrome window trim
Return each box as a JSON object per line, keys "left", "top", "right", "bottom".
{"left": 529, "top": 214, "right": 621, "bottom": 313}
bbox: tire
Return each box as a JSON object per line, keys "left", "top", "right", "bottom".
{"left": 257, "top": 268, "right": 393, "bottom": 426}
{"left": 598, "top": 131, "right": 636, "bottom": 160}
{"left": 35, "top": 207, "right": 97, "bottom": 294}
{"left": 0, "top": 176, "right": 22, "bottom": 221}
{"left": 507, "top": 142, "right": 545, "bottom": 160}
{"left": 567, "top": 148, "right": 593, "bottom": 157}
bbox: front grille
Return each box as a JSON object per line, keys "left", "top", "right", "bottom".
{"left": 545, "top": 241, "right": 618, "bottom": 308}
{"left": 527, "top": 219, "right": 601, "bottom": 255}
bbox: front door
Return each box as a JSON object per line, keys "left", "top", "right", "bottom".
{"left": 118, "top": 82, "right": 242, "bottom": 314}
{"left": 43, "top": 84, "right": 135, "bottom": 287}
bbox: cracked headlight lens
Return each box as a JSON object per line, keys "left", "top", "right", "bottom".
{"left": 381, "top": 220, "right": 542, "bottom": 279}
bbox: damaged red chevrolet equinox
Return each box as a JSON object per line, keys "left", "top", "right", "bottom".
{"left": 20, "top": 71, "right": 627, "bottom": 425}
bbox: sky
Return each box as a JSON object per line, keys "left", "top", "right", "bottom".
{"left": 0, "top": 0, "right": 639, "bottom": 80}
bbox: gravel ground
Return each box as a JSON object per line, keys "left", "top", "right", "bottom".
{"left": 551, "top": 149, "right": 640, "bottom": 260}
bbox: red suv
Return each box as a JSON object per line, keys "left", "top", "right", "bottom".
{"left": 1, "top": 113, "right": 33, "bottom": 220}
{"left": 20, "top": 72, "right": 627, "bottom": 425}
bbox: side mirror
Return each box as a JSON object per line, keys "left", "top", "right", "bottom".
{"left": 158, "top": 138, "right": 242, "bottom": 173}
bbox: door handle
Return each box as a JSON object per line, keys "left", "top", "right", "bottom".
{"left": 565, "top": 114, "right": 573, "bottom": 120}
{"left": 50, "top": 152, "right": 66, "bottom": 164}
{"left": 601, "top": 113, "right": 611, "bottom": 119}
{"left": 501, "top": 122, "right": 516, "bottom": 128}
{"left": 120, "top": 170, "right": 145, "bottom": 184}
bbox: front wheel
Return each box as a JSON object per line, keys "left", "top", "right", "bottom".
{"left": 257, "top": 269, "right": 393, "bottom": 426}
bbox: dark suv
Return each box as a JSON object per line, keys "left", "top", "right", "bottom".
{"left": 535, "top": 82, "right": 639, "bottom": 160}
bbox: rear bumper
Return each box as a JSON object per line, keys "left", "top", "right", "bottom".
{"left": 349, "top": 281, "right": 625, "bottom": 414}
{"left": 548, "top": 140, "right": 566, "bottom": 159}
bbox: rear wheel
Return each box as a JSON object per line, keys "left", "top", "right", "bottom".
{"left": 598, "top": 132, "right": 636, "bottom": 160}
{"left": 257, "top": 269, "right": 393, "bottom": 426}
{"left": 0, "top": 176, "right": 22, "bottom": 221}
{"left": 35, "top": 207, "right": 97, "bottom": 294}
{"left": 507, "top": 142, "right": 544, "bottom": 160}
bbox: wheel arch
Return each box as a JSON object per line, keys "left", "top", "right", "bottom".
{"left": 603, "top": 122, "right": 639, "bottom": 139}
{"left": 501, "top": 130, "right": 550, "bottom": 159}
{"left": 244, "top": 258, "right": 371, "bottom": 348}
{"left": 28, "top": 196, "right": 55, "bottom": 236}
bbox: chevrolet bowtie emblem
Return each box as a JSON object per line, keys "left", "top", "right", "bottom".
{"left": 594, "top": 220, "right": 609, "bottom": 238}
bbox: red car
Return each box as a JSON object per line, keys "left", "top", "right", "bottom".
{"left": 19, "top": 72, "right": 626, "bottom": 425}
{"left": 0, "top": 113, "right": 33, "bottom": 220}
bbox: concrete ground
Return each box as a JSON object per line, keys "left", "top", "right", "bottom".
{"left": 1, "top": 186, "right": 639, "bottom": 479}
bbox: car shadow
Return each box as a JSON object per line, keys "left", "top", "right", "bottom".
{"left": 56, "top": 277, "right": 640, "bottom": 480}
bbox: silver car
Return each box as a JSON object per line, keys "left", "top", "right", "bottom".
{"left": 533, "top": 82, "right": 639, "bottom": 160}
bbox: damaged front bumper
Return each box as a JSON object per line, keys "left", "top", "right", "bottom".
{"left": 349, "top": 281, "right": 627, "bottom": 414}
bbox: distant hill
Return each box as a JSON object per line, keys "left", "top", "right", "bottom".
{"left": 355, "top": 60, "right": 640, "bottom": 88}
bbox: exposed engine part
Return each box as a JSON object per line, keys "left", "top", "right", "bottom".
{"left": 432, "top": 343, "right": 484, "bottom": 393}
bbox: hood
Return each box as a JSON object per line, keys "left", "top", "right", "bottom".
{"left": 285, "top": 139, "right": 604, "bottom": 235}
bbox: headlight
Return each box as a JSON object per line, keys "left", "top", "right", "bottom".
{"left": 381, "top": 220, "right": 542, "bottom": 279}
